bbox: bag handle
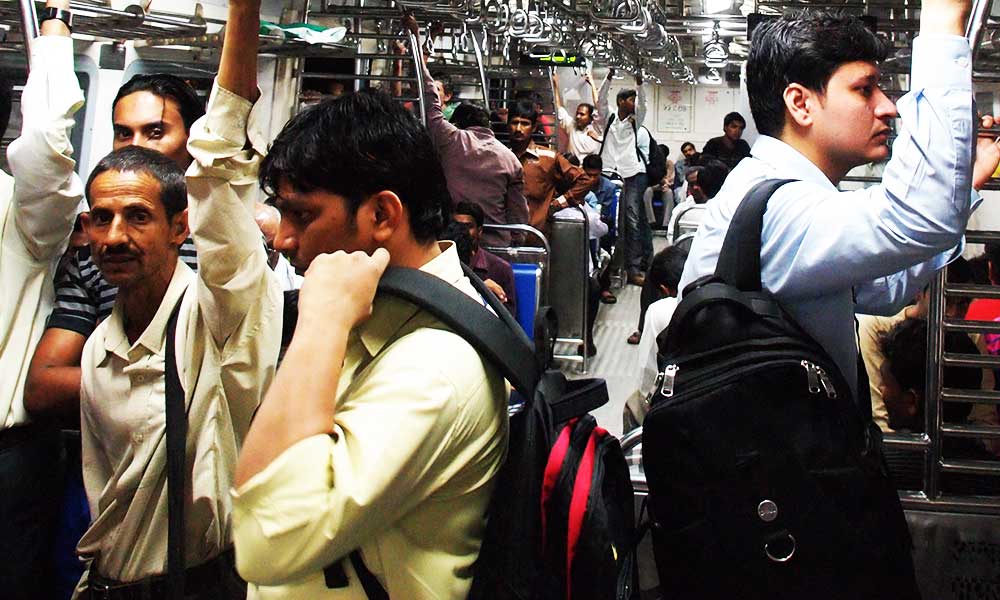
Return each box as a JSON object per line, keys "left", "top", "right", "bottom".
{"left": 713, "top": 179, "right": 797, "bottom": 291}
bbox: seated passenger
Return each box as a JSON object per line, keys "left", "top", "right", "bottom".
{"left": 625, "top": 244, "right": 689, "bottom": 432}
{"left": 74, "top": 3, "right": 282, "bottom": 594}
{"left": 879, "top": 318, "right": 1000, "bottom": 495}
{"left": 230, "top": 46, "right": 508, "bottom": 600}
{"left": 0, "top": 3, "right": 85, "bottom": 595}
{"left": 665, "top": 158, "right": 729, "bottom": 245}
{"left": 452, "top": 201, "right": 517, "bottom": 315}
{"left": 25, "top": 72, "right": 205, "bottom": 419}
{"left": 700, "top": 111, "right": 752, "bottom": 171}
{"left": 404, "top": 16, "right": 527, "bottom": 249}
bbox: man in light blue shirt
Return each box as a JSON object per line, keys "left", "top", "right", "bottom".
{"left": 679, "top": 3, "right": 1000, "bottom": 404}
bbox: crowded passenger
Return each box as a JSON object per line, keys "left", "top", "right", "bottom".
{"left": 24, "top": 73, "right": 205, "bottom": 419}
{"left": 596, "top": 70, "right": 652, "bottom": 286}
{"left": 228, "top": 4, "right": 508, "bottom": 596}
{"left": 0, "top": 2, "right": 84, "bottom": 596}
{"left": 403, "top": 16, "right": 527, "bottom": 248}
{"left": 672, "top": 141, "right": 700, "bottom": 204}
{"left": 700, "top": 111, "right": 751, "bottom": 171}
{"left": 73, "top": 1, "right": 283, "bottom": 593}
{"left": 506, "top": 99, "right": 593, "bottom": 236}
{"left": 551, "top": 69, "right": 603, "bottom": 161}
{"left": 254, "top": 202, "right": 303, "bottom": 291}
{"left": 678, "top": 3, "right": 1000, "bottom": 592}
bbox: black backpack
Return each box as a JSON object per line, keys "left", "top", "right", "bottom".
{"left": 328, "top": 265, "right": 638, "bottom": 600}
{"left": 599, "top": 115, "right": 666, "bottom": 184}
{"left": 641, "top": 179, "right": 921, "bottom": 599}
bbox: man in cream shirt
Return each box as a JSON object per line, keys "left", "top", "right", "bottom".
{"left": 75, "top": 1, "right": 281, "bottom": 595}
{"left": 227, "top": 5, "right": 507, "bottom": 600}
{"left": 0, "top": 2, "right": 84, "bottom": 596}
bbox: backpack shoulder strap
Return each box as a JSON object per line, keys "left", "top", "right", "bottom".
{"left": 598, "top": 113, "right": 615, "bottom": 158}
{"left": 713, "top": 178, "right": 797, "bottom": 291}
{"left": 376, "top": 265, "right": 540, "bottom": 399}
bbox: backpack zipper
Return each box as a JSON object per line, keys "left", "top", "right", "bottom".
{"left": 800, "top": 360, "right": 837, "bottom": 398}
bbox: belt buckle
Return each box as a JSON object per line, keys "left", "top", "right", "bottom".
{"left": 89, "top": 579, "right": 114, "bottom": 600}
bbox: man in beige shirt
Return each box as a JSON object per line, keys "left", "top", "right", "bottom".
{"left": 75, "top": 3, "right": 281, "bottom": 594}
{"left": 228, "top": 6, "right": 507, "bottom": 599}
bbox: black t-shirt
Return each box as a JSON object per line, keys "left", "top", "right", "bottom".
{"left": 702, "top": 136, "right": 751, "bottom": 171}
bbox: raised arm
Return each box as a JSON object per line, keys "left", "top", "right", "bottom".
{"left": 185, "top": 0, "right": 276, "bottom": 348}
{"left": 634, "top": 73, "right": 647, "bottom": 126}
{"left": 594, "top": 70, "right": 613, "bottom": 132}
{"left": 6, "top": 0, "right": 84, "bottom": 262}
{"left": 402, "top": 15, "right": 459, "bottom": 147}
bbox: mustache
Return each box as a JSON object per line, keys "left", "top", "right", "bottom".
{"left": 98, "top": 243, "right": 139, "bottom": 259}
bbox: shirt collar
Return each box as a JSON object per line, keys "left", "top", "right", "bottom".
{"left": 749, "top": 135, "right": 838, "bottom": 191}
{"left": 470, "top": 247, "right": 489, "bottom": 271}
{"left": 357, "top": 242, "right": 468, "bottom": 357}
{"left": 103, "top": 260, "right": 195, "bottom": 361}
{"left": 523, "top": 142, "right": 542, "bottom": 159}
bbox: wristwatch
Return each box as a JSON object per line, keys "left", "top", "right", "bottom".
{"left": 38, "top": 7, "right": 73, "bottom": 32}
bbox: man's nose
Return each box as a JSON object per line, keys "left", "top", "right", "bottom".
{"left": 874, "top": 88, "right": 898, "bottom": 120}
{"left": 105, "top": 214, "right": 129, "bottom": 244}
{"left": 273, "top": 220, "right": 297, "bottom": 255}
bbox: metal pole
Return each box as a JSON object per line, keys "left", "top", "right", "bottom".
{"left": 408, "top": 31, "right": 427, "bottom": 126}
{"left": 470, "top": 25, "right": 490, "bottom": 105}
{"left": 18, "top": 0, "right": 39, "bottom": 69}
{"left": 923, "top": 269, "right": 946, "bottom": 499}
{"left": 966, "top": 0, "right": 992, "bottom": 63}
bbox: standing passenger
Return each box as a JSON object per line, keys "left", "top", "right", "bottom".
{"left": 74, "top": 0, "right": 281, "bottom": 594}
{"left": 0, "top": 2, "right": 84, "bottom": 597}
{"left": 403, "top": 16, "right": 527, "bottom": 248}
{"left": 551, "top": 69, "right": 602, "bottom": 162}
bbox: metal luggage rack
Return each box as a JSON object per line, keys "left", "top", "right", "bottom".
{"left": 0, "top": 0, "right": 210, "bottom": 43}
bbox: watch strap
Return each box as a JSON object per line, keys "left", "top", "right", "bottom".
{"left": 39, "top": 7, "right": 73, "bottom": 32}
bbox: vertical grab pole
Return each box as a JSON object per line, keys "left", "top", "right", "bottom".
{"left": 470, "top": 25, "right": 490, "bottom": 105}
{"left": 19, "top": 0, "right": 39, "bottom": 70}
{"left": 923, "top": 270, "right": 946, "bottom": 500}
{"left": 966, "top": 0, "right": 991, "bottom": 64}
{"left": 408, "top": 31, "right": 427, "bottom": 126}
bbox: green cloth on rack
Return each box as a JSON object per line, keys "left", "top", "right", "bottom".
{"left": 259, "top": 21, "right": 348, "bottom": 45}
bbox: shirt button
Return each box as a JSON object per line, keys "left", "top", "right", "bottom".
{"left": 957, "top": 56, "right": 969, "bottom": 68}
{"left": 132, "top": 432, "right": 144, "bottom": 444}
{"left": 135, "top": 374, "right": 145, "bottom": 383}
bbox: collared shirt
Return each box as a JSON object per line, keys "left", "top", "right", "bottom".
{"left": 595, "top": 78, "right": 649, "bottom": 179}
{"left": 679, "top": 34, "right": 977, "bottom": 402}
{"left": 666, "top": 198, "right": 707, "bottom": 244}
{"left": 471, "top": 246, "right": 516, "bottom": 315}
{"left": 420, "top": 60, "right": 527, "bottom": 248}
{"left": 518, "top": 142, "right": 593, "bottom": 233}
{"left": 0, "top": 35, "right": 84, "bottom": 430}
{"left": 231, "top": 243, "right": 509, "bottom": 600}
{"left": 77, "top": 82, "right": 282, "bottom": 583}
{"left": 47, "top": 243, "right": 198, "bottom": 337}
{"left": 628, "top": 296, "right": 679, "bottom": 425}
{"left": 557, "top": 106, "right": 602, "bottom": 161}
{"left": 857, "top": 309, "right": 908, "bottom": 432}
{"left": 272, "top": 253, "right": 303, "bottom": 291}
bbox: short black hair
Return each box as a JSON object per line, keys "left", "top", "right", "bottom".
{"left": 430, "top": 71, "right": 455, "bottom": 96}
{"left": 565, "top": 153, "right": 581, "bottom": 167}
{"left": 658, "top": 144, "right": 670, "bottom": 157}
{"left": 454, "top": 201, "right": 485, "bottom": 229}
{"left": 616, "top": 89, "right": 637, "bottom": 104}
{"left": 723, "top": 112, "right": 746, "bottom": 128}
{"left": 696, "top": 159, "right": 730, "bottom": 200}
{"left": 985, "top": 242, "right": 1000, "bottom": 284}
{"left": 260, "top": 89, "right": 451, "bottom": 244}
{"left": 647, "top": 244, "right": 689, "bottom": 292}
{"left": 113, "top": 74, "right": 205, "bottom": 131}
{"left": 450, "top": 103, "right": 491, "bottom": 130}
{"left": 681, "top": 141, "right": 695, "bottom": 153}
{"left": 747, "top": 11, "right": 889, "bottom": 137}
{"left": 881, "top": 318, "right": 979, "bottom": 429}
{"left": 582, "top": 154, "right": 603, "bottom": 171}
{"left": 577, "top": 103, "right": 595, "bottom": 117}
{"left": 0, "top": 73, "right": 12, "bottom": 135}
{"left": 86, "top": 146, "right": 187, "bottom": 218}
{"left": 509, "top": 100, "right": 539, "bottom": 125}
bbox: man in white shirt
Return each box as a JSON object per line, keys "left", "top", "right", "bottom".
{"left": 552, "top": 70, "right": 602, "bottom": 161}
{"left": 596, "top": 71, "right": 652, "bottom": 286}
{"left": 0, "top": 3, "right": 84, "bottom": 596}
{"left": 75, "top": 1, "right": 281, "bottom": 595}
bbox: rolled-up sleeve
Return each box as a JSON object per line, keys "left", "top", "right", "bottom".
{"left": 231, "top": 329, "right": 493, "bottom": 586}
{"left": 7, "top": 35, "right": 84, "bottom": 262}
{"left": 185, "top": 82, "right": 276, "bottom": 347}
{"left": 761, "top": 34, "right": 975, "bottom": 305}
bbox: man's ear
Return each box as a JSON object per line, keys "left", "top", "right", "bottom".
{"left": 782, "top": 83, "right": 815, "bottom": 128}
{"left": 370, "top": 191, "right": 405, "bottom": 244}
{"left": 170, "top": 208, "right": 190, "bottom": 245}
{"left": 79, "top": 211, "right": 92, "bottom": 234}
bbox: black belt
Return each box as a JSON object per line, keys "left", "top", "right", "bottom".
{"left": 0, "top": 423, "right": 58, "bottom": 451}
{"left": 87, "top": 550, "right": 239, "bottom": 600}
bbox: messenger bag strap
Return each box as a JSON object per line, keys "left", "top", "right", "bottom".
{"left": 164, "top": 291, "right": 189, "bottom": 600}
